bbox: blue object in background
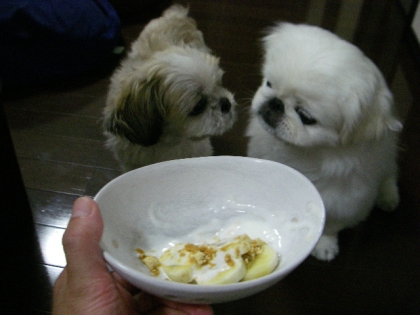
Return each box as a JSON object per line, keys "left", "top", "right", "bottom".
{"left": 0, "top": 0, "right": 121, "bottom": 86}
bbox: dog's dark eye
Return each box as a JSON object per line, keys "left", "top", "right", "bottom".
{"left": 189, "top": 96, "right": 208, "bottom": 116}
{"left": 296, "top": 107, "right": 317, "bottom": 125}
{"left": 266, "top": 81, "right": 272, "bottom": 88}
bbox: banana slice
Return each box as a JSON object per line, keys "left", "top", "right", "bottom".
{"left": 242, "top": 243, "right": 279, "bottom": 281}
{"left": 198, "top": 236, "right": 251, "bottom": 285}
{"left": 199, "top": 257, "right": 247, "bottom": 285}
{"left": 162, "top": 265, "right": 193, "bottom": 283}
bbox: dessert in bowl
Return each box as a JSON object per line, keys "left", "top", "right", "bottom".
{"left": 94, "top": 156, "right": 325, "bottom": 304}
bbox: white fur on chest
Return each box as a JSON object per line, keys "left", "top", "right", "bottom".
{"left": 247, "top": 119, "right": 397, "bottom": 222}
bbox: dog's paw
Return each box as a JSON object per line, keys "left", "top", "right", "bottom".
{"left": 311, "top": 235, "right": 339, "bottom": 261}
{"left": 376, "top": 178, "right": 400, "bottom": 212}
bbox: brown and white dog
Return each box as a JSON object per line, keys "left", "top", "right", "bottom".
{"left": 103, "top": 5, "right": 236, "bottom": 171}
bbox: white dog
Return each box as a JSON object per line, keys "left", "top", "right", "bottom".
{"left": 103, "top": 5, "right": 236, "bottom": 171}
{"left": 246, "top": 23, "right": 402, "bottom": 261}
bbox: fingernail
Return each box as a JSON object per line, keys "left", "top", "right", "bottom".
{"left": 72, "top": 196, "right": 94, "bottom": 218}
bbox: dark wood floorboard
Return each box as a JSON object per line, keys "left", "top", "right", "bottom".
{"left": 2, "top": 0, "right": 420, "bottom": 314}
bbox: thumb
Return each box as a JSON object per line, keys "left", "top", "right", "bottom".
{"left": 62, "top": 196, "right": 108, "bottom": 284}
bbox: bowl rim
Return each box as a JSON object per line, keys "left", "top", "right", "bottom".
{"left": 95, "top": 155, "right": 324, "bottom": 200}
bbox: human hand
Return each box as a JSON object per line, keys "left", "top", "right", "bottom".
{"left": 52, "top": 196, "right": 214, "bottom": 315}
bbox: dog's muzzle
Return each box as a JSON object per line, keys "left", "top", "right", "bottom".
{"left": 258, "top": 97, "right": 284, "bottom": 128}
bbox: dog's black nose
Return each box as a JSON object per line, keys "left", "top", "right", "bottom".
{"left": 268, "top": 98, "right": 284, "bottom": 112}
{"left": 258, "top": 98, "right": 284, "bottom": 129}
{"left": 219, "top": 97, "right": 231, "bottom": 113}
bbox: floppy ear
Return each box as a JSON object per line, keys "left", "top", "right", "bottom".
{"left": 340, "top": 79, "right": 402, "bottom": 144}
{"left": 104, "top": 78, "right": 166, "bottom": 146}
{"left": 361, "top": 85, "right": 402, "bottom": 139}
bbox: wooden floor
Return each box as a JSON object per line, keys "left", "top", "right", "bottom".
{"left": 2, "top": 0, "right": 420, "bottom": 314}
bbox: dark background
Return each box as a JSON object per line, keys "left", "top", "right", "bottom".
{"left": 2, "top": 0, "right": 420, "bottom": 314}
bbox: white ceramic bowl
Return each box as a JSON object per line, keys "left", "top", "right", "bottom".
{"left": 94, "top": 156, "right": 325, "bottom": 304}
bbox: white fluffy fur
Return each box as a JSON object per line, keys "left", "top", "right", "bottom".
{"left": 247, "top": 23, "right": 402, "bottom": 261}
{"left": 104, "top": 5, "right": 236, "bottom": 172}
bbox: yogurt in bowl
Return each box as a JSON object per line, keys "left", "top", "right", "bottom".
{"left": 95, "top": 156, "right": 325, "bottom": 304}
